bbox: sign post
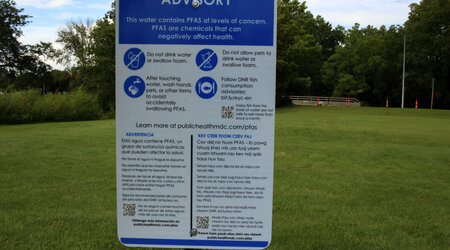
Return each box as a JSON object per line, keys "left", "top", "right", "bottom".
{"left": 116, "top": 1, "right": 276, "bottom": 249}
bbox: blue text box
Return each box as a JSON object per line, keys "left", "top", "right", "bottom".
{"left": 119, "top": 0, "right": 274, "bottom": 46}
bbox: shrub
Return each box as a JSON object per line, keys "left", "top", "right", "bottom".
{"left": 0, "top": 90, "right": 40, "bottom": 124}
{"left": 69, "top": 89, "right": 102, "bottom": 121}
{"left": 0, "top": 89, "right": 102, "bottom": 124}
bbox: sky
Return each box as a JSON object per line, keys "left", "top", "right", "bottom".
{"left": 15, "top": 0, "right": 420, "bottom": 69}
{"left": 17, "top": 0, "right": 110, "bottom": 46}
{"left": 306, "top": 0, "right": 420, "bottom": 28}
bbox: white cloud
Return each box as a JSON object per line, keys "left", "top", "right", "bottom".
{"left": 86, "top": 3, "right": 111, "bottom": 10}
{"left": 306, "top": 0, "right": 420, "bottom": 28}
{"left": 16, "top": 0, "right": 74, "bottom": 8}
{"left": 19, "top": 25, "right": 60, "bottom": 45}
{"left": 54, "top": 12, "right": 90, "bottom": 19}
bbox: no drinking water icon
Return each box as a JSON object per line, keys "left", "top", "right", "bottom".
{"left": 196, "top": 48, "right": 218, "bottom": 71}
{"left": 124, "top": 48, "right": 145, "bottom": 70}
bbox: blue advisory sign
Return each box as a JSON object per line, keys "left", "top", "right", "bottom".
{"left": 118, "top": 0, "right": 274, "bottom": 46}
{"left": 116, "top": 0, "right": 276, "bottom": 249}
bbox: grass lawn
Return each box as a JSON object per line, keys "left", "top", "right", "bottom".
{"left": 0, "top": 106, "right": 449, "bottom": 249}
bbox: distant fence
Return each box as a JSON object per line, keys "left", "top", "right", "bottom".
{"left": 290, "top": 96, "right": 361, "bottom": 107}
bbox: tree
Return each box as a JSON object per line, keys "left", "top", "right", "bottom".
{"left": 45, "top": 70, "right": 71, "bottom": 93}
{"left": 56, "top": 19, "right": 95, "bottom": 69}
{"left": 405, "top": 0, "right": 450, "bottom": 109}
{"left": 322, "top": 24, "right": 405, "bottom": 106}
{"left": 0, "top": 0, "right": 30, "bottom": 70}
{"left": 55, "top": 2, "right": 116, "bottom": 110}
{"left": 276, "top": 0, "right": 344, "bottom": 105}
{"left": 86, "top": 2, "right": 115, "bottom": 110}
{"left": 303, "top": 15, "right": 345, "bottom": 96}
{"left": 0, "top": 0, "right": 54, "bottom": 92}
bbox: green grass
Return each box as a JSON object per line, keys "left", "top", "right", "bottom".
{"left": 273, "top": 107, "right": 450, "bottom": 249}
{"left": 0, "top": 107, "right": 449, "bottom": 249}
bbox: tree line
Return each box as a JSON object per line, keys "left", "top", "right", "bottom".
{"left": 1, "top": 0, "right": 449, "bottom": 112}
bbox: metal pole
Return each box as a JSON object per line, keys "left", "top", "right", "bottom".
{"left": 401, "top": 34, "right": 406, "bottom": 109}
{"left": 431, "top": 78, "right": 435, "bottom": 109}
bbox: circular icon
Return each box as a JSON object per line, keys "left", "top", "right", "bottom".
{"left": 124, "top": 48, "right": 145, "bottom": 70}
{"left": 196, "top": 49, "right": 218, "bottom": 71}
{"left": 192, "top": 0, "right": 200, "bottom": 8}
{"left": 196, "top": 77, "right": 217, "bottom": 99}
{"left": 124, "top": 76, "right": 145, "bottom": 98}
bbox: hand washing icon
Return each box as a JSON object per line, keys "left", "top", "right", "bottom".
{"left": 124, "top": 76, "right": 145, "bottom": 98}
{"left": 128, "top": 78, "right": 141, "bottom": 96}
